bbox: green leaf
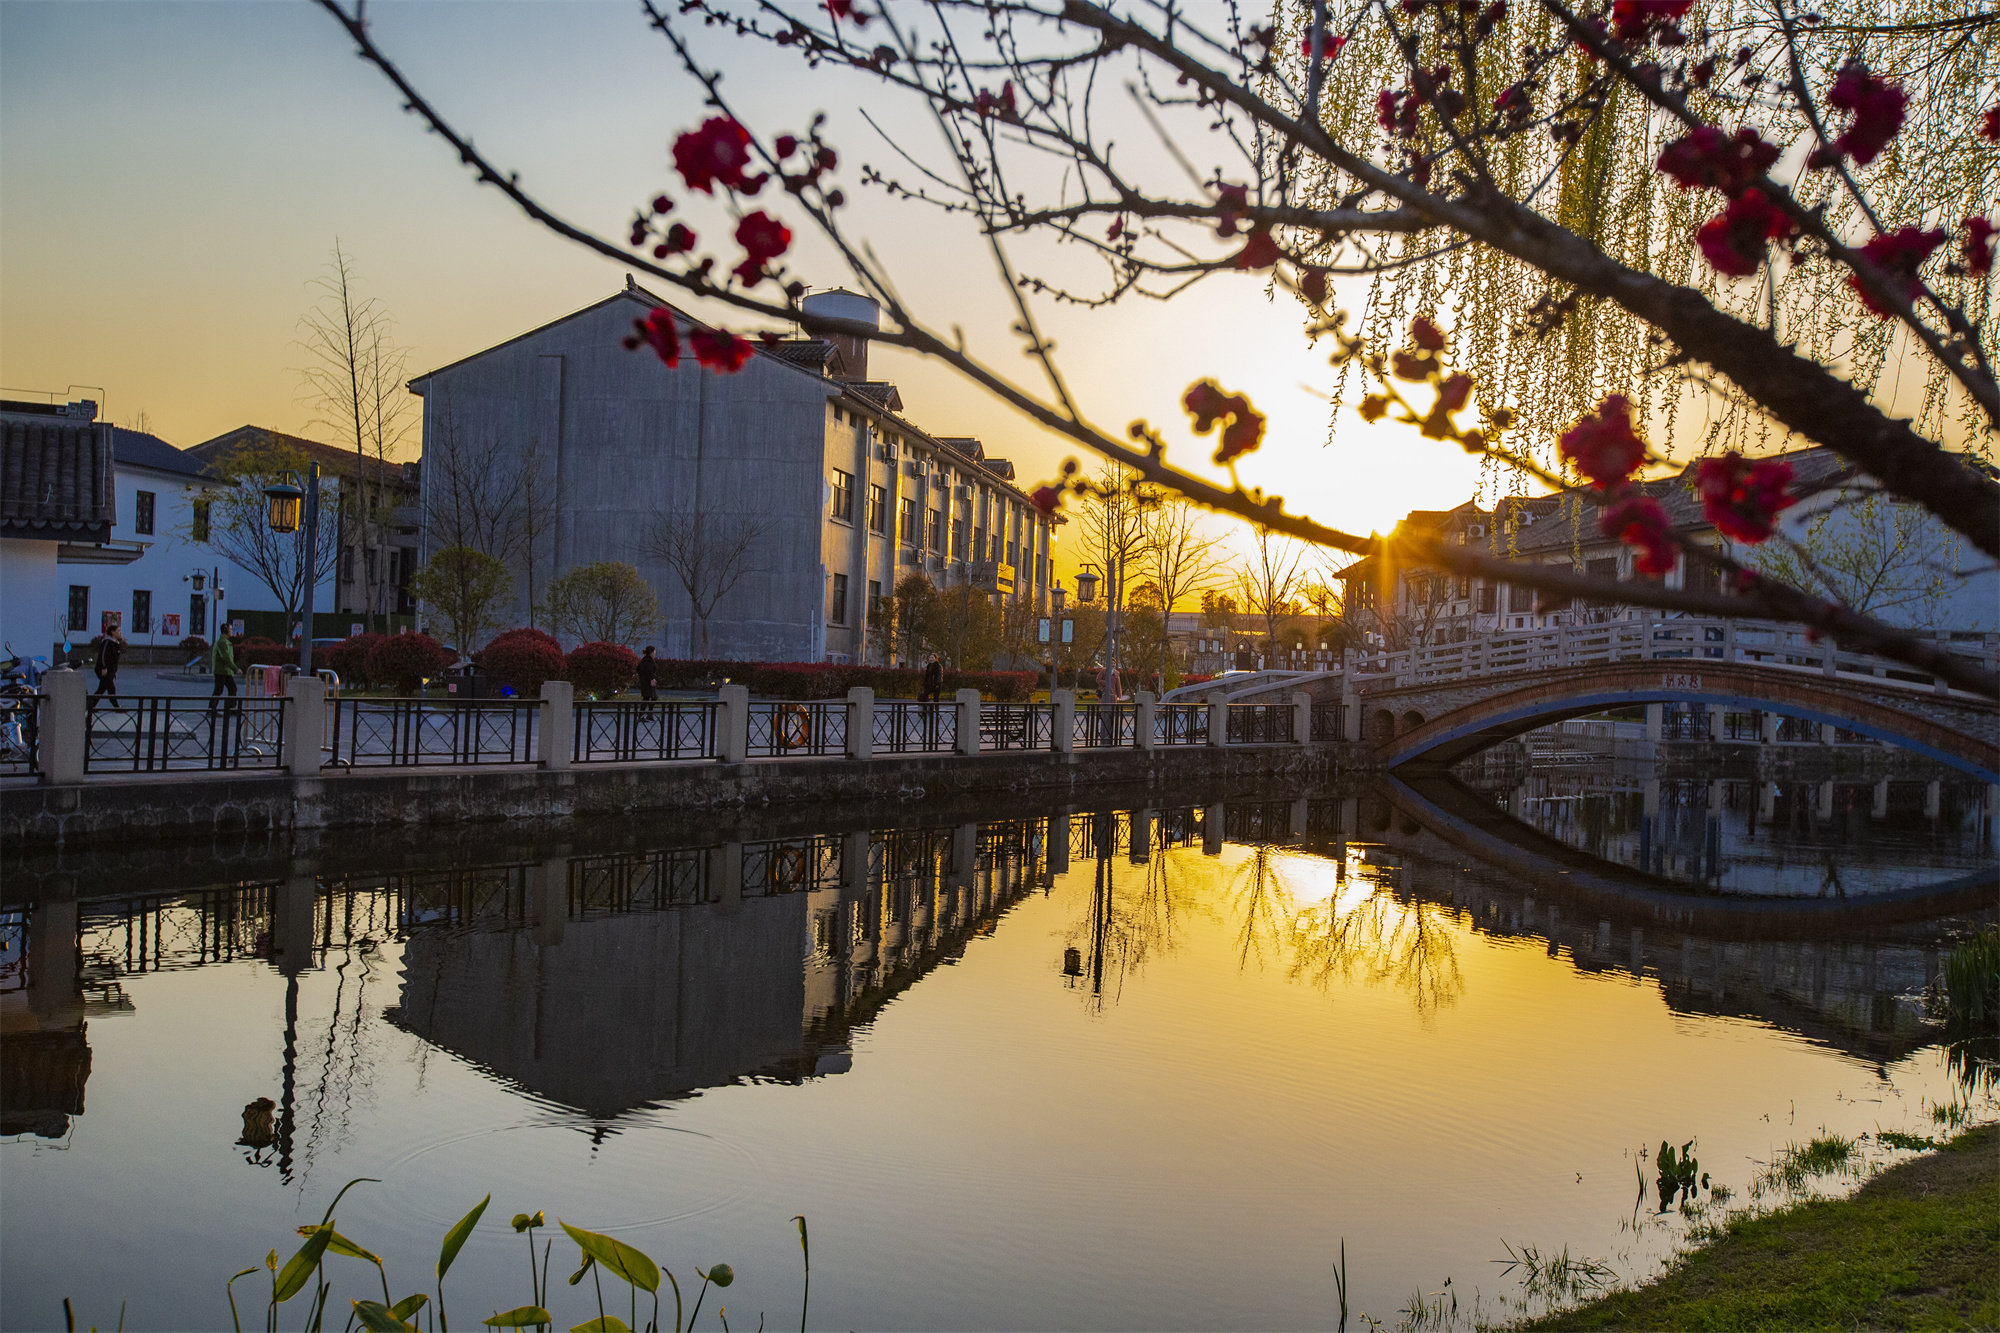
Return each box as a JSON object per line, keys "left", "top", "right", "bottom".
{"left": 296, "top": 1226, "right": 381, "bottom": 1265}
{"left": 482, "top": 1307, "right": 554, "bottom": 1327}
{"left": 567, "top": 1256, "right": 594, "bottom": 1287}
{"left": 568, "top": 1319, "right": 630, "bottom": 1333}
{"left": 274, "top": 1225, "right": 335, "bottom": 1303}
{"left": 351, "top": 1300, "right": 418, "bottom": 1332}
{"left": 558, "top": 1221, "right": 659, "bottom": 1294}
{"left": 438, "top": 1195, "right": 491, "bottom": 1281}
{"left": 704, "top": 1264, "right": 734, "bottom": 1288}
{"left": 390, "top": 1294, "right": 430, "bottom": 1322}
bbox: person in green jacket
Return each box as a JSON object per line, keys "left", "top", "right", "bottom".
{"left": 210, "top": 632, "right": 239, "bottom": 712}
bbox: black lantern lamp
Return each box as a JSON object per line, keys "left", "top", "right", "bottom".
{"left": 263, "top": 474, "right": 305, "bottom": 534}
{"left": 1074, "top": 566, "right": 1100, "bottom": 603}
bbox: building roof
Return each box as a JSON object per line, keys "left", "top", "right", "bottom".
{"left": 112, "top": 427, "right": 215, "bottom": 481}
{"left": 189, "top": 426, "right": 416, "bottom": 488}
{"left": 1, "top": 401, "right": 114, "bottom": 541}
{"left": 762, "top": 338, "right": 842, "bottom": 372}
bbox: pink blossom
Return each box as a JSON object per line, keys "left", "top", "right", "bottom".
{"left": 1847, "top": 225, "right": 1945, "bottom": 315}
{"left": 1558, "top": 394, "right": 1646, "bottom": 489}
{"left": 1827, "top": 61, "right": 1907, "bottom": 166}
{"left": 1656, "top": 127, "right": 1779, "bottom": 197}
{"left": 1696, "top": 453, "right": 1797, "bottom": 543}
{"left": 1695, "top": 188, "right": 1791, "bottom": 277}
{"left": 689, "top": 328, "right": 755, "bottom": 373}
{"left": 1598, "top": 494, "right": 1676, "bottom": 574}
{"left": 1183, "top": 380, "right": 1265, "bottom": 464}
{"left": 1961, "top": 217, "right": 1996, "bottom": 278}
{"left": 673, "top": 117, "right": 760, "bottom": 195}
{"left": 623, "top": 309, "right": 682, "bottom": 367}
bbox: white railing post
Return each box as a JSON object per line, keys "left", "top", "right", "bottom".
{"left": 1051, "top": 689, "right": 1075, "bottom": 755}
{"left": 538, "top": 680, "right": 573, "bottom": 770}
{"left": 1291, "top": 690, "right": 1311, "bottom": 744}
{"left": 39, "top": 667, "right": 86, "bottom": 785}
{"left": 285, "top": 675, "right": 325, "bottom": 776}
{"left": 846, "top": 686, "right": 874, "bottom": 760}
{"left": 1207, "top": 691, "right": 1230, "bottom": 748}
{"left": 955, "top": 688, "right": 981, "bottom": 756}
{"left": 1134, "top": 690, "right": 1157, "bottom": 752}
{"left": 717, "top": 683, "right": 749, "bottom": 764}
{"left": 1723, "top": 619, "right": 1737, "bottom": 665}
{"left": 1934, "top": 631, "right": 1951, "bottom": 695}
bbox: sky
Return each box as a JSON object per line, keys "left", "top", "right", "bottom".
{"left": 0, "top": 0, "right": 1493, "bottom": 582}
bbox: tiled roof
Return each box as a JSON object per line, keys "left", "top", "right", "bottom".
{"left": 764, "top": 339, "right": 839, "bottom": 371}
{"left": 113, "top": 427, "right": 214, "bottom": 481}
{"left": 1, "top": 404, "right": 114, "bottom": 540}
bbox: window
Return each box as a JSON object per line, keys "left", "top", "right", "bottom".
{"left": 868, "top": 579, "right": 883, "bottom": 616}
{"left": 341, "top": 548, "right": 355, "bottom": 582}
{"left": 867, "top": 483, "right": 888, "bottom": 533}
{"left": 973, "top": 527, "right": 985, "bottom": 562}
{"left": 134, "top": 490, "right": 155, "bottom": 535}
{"left": 189, "top": 593, "right": 206, "bottom": 638}
{"left": 831, "top": 469, "right": 855, "bottom": 522}
{"left": 191, "top": 500, "right": 210, "bottom": 543}
{"left": 1476, "top": 584, "right": 1496, "bottom": 613}
{"left": 830, "top": 573, "right": 849, "bottom": 625}
{"left": 900, "top": 497, "right": 919, "bottom": 544}
{"left": 131, "top": 590, "right": 152, "bottom": 634}
{"left": 67, "top": 586, "right": 89, "bottom": 633}
{"left": 927, "top": 508, "right": 943, "bottom": 551}
{"left": 951, "top": 518, "right": 967, "bottom": 560}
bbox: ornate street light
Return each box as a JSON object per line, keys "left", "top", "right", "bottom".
{"left": 263, "top": 474, "right": 305, "bottom": 534}
{"left": 261, "top": 464, "right": 322, "bottom": 673}
{"left": 1074, "top": 566, "right": 1100, "bottom": 603}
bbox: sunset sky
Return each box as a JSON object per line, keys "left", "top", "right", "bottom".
{"left": 0, "top": 0, "right": 1513, "bottom": 578}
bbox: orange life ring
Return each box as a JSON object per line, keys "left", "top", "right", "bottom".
{"left": 780, "top": 703, "right": 812, "bottom": 750}
{"left": 774, "top": 844, "right": 809, "bottom": 887}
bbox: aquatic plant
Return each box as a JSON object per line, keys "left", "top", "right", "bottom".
{"left": 1492, "top": 1240, "right": 1616, "bottom": 1309}
{"left": 1933, "top": 927, "right": 2000, "bottom": 1094}
{"left": 1754, "top": 1133, "right": 1859, "bottom": 1197}
{"left": 1653, "top": 1140, "right": 1710, "bottom": 1213}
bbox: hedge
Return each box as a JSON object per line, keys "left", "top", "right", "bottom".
{"left": 606, "top": 658, "right": 1036, "bottom": 700}
{"left": 566, "top": 642, "right": 639, "bottom": 698}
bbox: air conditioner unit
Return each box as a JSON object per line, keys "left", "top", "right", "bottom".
{"left": 877, "top": 442, "right": 895, "bottom": 461}
{"left": 900, "top": 547, "right": 919, "bottom": 565}
{"left": 1468, "top": 524, "right": 1486, "bottom": 538}
{"left": 954, "top": 485, "right": 970, "bottom": 500}
{"left": 903, "top": 460, "right": 923, "bottom": 477}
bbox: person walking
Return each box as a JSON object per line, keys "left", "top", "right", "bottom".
{"left": 636, "top": 646, "right": 660, "bottom": 703}
{"left": 920, "top": 652, "right": 943, "bottom": 703}
{"left": 90, "top": 626, "right": 124, "bottom": 712}
{"left": 210, "top": 631, "right": 239, "bottom": 711}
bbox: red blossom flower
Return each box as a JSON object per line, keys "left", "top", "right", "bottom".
{"left": 1299, "top": 30, "right": 1347, "bottom": 61}
{"left": 1846, "top": 225, "right": 1945, "bottom": 315}
{"left": 1214, "top": 182, "right": 1250, "bottom": 236}
{"left": 1029, "top": 485, "right": 1063, "bottom": 514}
{"left": 1656, "top": 127, "right": 1780, "bottom": 197}
{"left": 1696, "top": 453, "right": 1797, "bottom": 543}
{"left": 689, "top": 328, "right": 755, "bottom": 373}
{"left": 1375, "top": 89, "right": 1418, "bottom": 137}
{"left": 1599, "top": 494, "right": 1677, "bottom": 574}
{"left": 1492, "top": 83, "right": 1533, "bottom": 125}
{"left": 775, "top": 135, "right": 799, "bottom": 158}
{"left": 1558, "top": 394, "right": 1647, "bottom": 489}
{"left": 1609, "top": 0, "right": 1691, "bottom": 42}
{"left": 1695, "top": 188, "right": 1792, "bottom": 277}
{"left": 651, "top": 223, "right": 697, "bottom": 261}
{"left": 1826, "top": 60, "right": 1907, "bottom": 166}
{"left": 1436, "top": 372, "right": 1472, "bottom": 412}
{"left": 732, "top": 211, "right": 792, "bottom": 285}
{"left": 1299, "top": 268, "right": 1328, "bottom": 304}
{"left": 651, "top": 195, "right": 674, "bottom": 214}
{"left": 1962, "top": 217, "right": 1996, "bottom": 278}
{"left": 1409, "top": 316, "right": 1447, "bottom": 351}
{"left": 1182, "top": 380, "right": 1265, "bottom": 465}
{"left": 973, "top": 82, "right": 1018, "bottom": 118}
{"left": 1107, "top": 215, "right": 1126, "bottom": 242}
{"left": 1233, "top": 227, "right": 1280, "bottom": 269}
{"left": 824, "top": 0, "right": 868, "bottom": 24}
{"left": 1358, "top": 395, "right": 1388, "bottom": 422}
{"left": 1984, "top": 107, "right": 2000, "bottom": 143}
{"left": 623, "top": 309, "right": 682, "bottom": 367}
{"left": 673, "top": 117, "right": 761, "bottom": 195}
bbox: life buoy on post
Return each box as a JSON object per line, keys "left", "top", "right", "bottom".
{"left": 780, "top": 703, "right": 812, "bottom": 751}
{"left": 774, "top": 843, "right": 809, "bottom": 888}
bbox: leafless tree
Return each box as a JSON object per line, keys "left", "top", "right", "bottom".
{"left": 317, "top": 0, "right": 2000, "bottom": 695}
{"left": 1139, "top": 495, "right": 1228, "bottom": 672}
{"left": 298, "top": 241, "right": 416, "bottom": 633}
{"left": 1235, "top": 527, "right": 1309, "bottom": 661}
{"left": 198, "top": 438, "right": 344, "bottom": 628}
{"left": 422, "top": 395, "right": 559, "bottom": 631}
{"left": 640, "top": 511, "right": 771, "bottom": 656}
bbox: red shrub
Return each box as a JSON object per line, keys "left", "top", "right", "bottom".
{"left": 479, "top": 629, "right": 566, "bottom": 696}
{"left": 366, "top": 632, "right": 455, "bottom": 695}
{"left": 565, "top": 642, "right": 639, "bottom": 698}
{"left": 326, "top": 633, "right": 386, "bottom": 687}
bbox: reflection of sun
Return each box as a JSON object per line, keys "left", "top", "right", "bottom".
{"left": 1265, "top": 848, "right": 1384, "bottom": 918}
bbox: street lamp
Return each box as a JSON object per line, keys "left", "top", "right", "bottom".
{"left": 262, "top": 465, "right": 321, "bottom": 674}
{"left": 1074, "top": 566, "right": 1099, "bottom": 603}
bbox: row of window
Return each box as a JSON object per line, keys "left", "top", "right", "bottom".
{"left": 65, "top": 585, "right": 206, "bottom": 638}
{"left": 832, "top": 468, "right": 1044, "bottom": 570}
{"left": 826, "top": 573, "right": 886, "bottom": 626}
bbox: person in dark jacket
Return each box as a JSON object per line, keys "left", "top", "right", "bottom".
{"left": 920, "top": 653, "right": 943, "bottom": 702}
{"left": 637, "top": 646, "right": 660, "bottom": 703}
{"left": 91, "top": 628, "right": 124, "bottom": 712}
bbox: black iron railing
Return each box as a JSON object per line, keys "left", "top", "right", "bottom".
{"left": 744, "top": 834, "right": 843, "bottom": 893}
{"left": 1309, "top": 703, "right": 1345, "bottom": 741}
{"left": 1226, "top": 703, "right": 1294, "bottom": 744}
{"left": 84, "top": 695, "right": 286, "bottom": 773}
{"left": 1074, "top": 703, "right": 1135, "bottom": 749}
{"left": 982, "top": 702, "right": 1053, "bottom": 751}
{"left": 872, "top": 700, "right": 956, "bottom": 754}
{"left": 327, "top": 697, "right": 537, "bottom": 767}
{"left": 748, "top": 699, "right": 847, "bottom": 758}
{"left": 1, "top": 695, "right": 40, "bottom": 775}
{"left": 574, "top": 699, "right": 717, "bottom": 763}
{"left": 1156, "top": 703, "right": 1209, "bottom": 747}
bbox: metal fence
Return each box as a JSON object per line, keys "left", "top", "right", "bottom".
{"left": 744, "top": 834, "right": 843, "bottom": 892}
{"left": 1, "top": 695, "right": 39, "bottom": 775}
{"left": 1225, "top": 703, "right": 1294, "bottom": 744}
{"left": 982, "top": 702, "right": 1053, "bottom": 751}
{"left": 84, "top": 695, "right": 285, "bottom": 773}
{"left": 1074, "top": 703, "right": 1135, "bottom": 749}
{"left": 574, "top": 699, "right": 717, "bottom": 764}
{"left": 1155, "top": 703, "right": 1209, "bottom": 747}
{"left": 872, "top": 700, "right": 956, "bottom": 754}
{"left": 748, "top": 700, "right": 848, "bottom": 758}
{"left": 1309, "top": 703, "right": 1345, "bottom": 742}
{"left": 327, "top": 697, "right": 537, "bottom": 768}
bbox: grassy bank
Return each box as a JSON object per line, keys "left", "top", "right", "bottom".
{"left": 1525, "top": 1123, "right": 1998, "bottom": 1331}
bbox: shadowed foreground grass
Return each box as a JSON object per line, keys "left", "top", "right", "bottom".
{"left": 1525, "top": 1124, "right": 1999, "bottom": 1331}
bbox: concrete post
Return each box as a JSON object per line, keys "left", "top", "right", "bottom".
{"left": 1289, "top": 796, "right": 1309, "bottom": 840}
{"left": 1341, "top": 650, "right": 1361, "bottom": 741}
{"left": 1924, "top": 779, "right": 1942, "bottom": 819}
{"left": 954, "top": 688, "right": 981, "bottom": 756}
{"left": 1822, "top": 637, "right": 1837, "bottom": 677}
{"left": 1872, "top": 779, "right": 1889, "bottom": 819}
{"left": 1934, "top": 631, "right": 1950, "bottom": 696}
{"left": 952, "top": 822, "right": 977, "bottom": 888}
{"left": 846, "top": 687, "right": 874, "bottom": 761}
{"left": 717, "top": 683, "right": 749, "bottom": 764}
{"left": 1129, "top": 808, "right": 1152, "bottom": 864}
{"left": 1723, "top": 619, "right": 1737, "bottom": 664}
{"left": 532, "top": 855, "right": 567, "bottom": 946}
{"left": 1645, "top": 703, "right": 1663, "bottom": 743}
{"left": 1134, "top": 691, "right": 1157, "bottom": 752}
{"left": 1759, "top": 781, "right": 1777, "bottom": 820}
{"left": 1760, "top": 709, "right": 1779, "bottom": 743}
{"left": 1291, "top": 690, "right": 1311, "bottom": 745}
{"left": 1046, "top": 811, "right": 1070, "bottom": 876}
{"left": 538, "top": 680, "right": 573, "bottom": 771}
{"left": 1051, "top": 689, "right": 1075, "bottom": 755}
{"left": 273, "top": 874, "right": 317, "bottom": 976}
{"left": 1202, "top": 803, "right": 1223, "bottom": 855}
{"left": 1820, "top": 721, "right": 1836, "bottom": 745}
{"left": 1816, "top": 780, "right": 1834, "bottom": 820}
{"left": 1705, "top": 705, "right": 1720, "bottom": 742}
{"left": 712, "top": 842, "right": 743, "bottom": 915}
{"left": 39, "top": 668, "right": 86, "bottom": 785}
{"left": 1207, "top": 691, "right": 1229, "bottom": 748}
{"left": 1987, "top": 784, "right": 2000, "bottom": 852}
{"left": 284, "top": 675, "right": 325, "bottom": 776}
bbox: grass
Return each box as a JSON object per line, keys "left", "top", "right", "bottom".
{"left": 1517, "top": 1123, "right": 1999, "bottom": 1331}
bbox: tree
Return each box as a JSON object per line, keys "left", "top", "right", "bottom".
{"left": 1748, "top": 488, "right": 1958, "bottom": 625}
{"left": 322, "top": 0, "right": 2000, "bottom": 695}
{"left": 298, "top": 241, "right": 416, "bottom": 634}
{"left": 638, "top": 511, "right": 769, "bottom": 656}
{"left": 195, "top": 437, "right": 343, "bottom": 630}
{"left": 407, "top": 547, "right": 512, "bottom": 653}
{"left": 870, "top": 572, "right": 941, "bottom": 664}
{"left": 1140, "top": 495, "right": 1228, "bottom": 677}
{"left": 1234, "top": 528, "right": 1309, "bottom": 662}
{"left": 423, "top": 392, "right": 561, "bottom": 628}
{"left": 543, "top": 561, "right": 662, "bottom": 647}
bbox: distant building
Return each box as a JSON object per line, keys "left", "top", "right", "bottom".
{"left": 407, "top": 282, "right": 1057, "bottom": 660}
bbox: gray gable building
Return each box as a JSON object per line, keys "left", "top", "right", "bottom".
{"left": 409, "top": 283, "right": 1055, "bottom": 662}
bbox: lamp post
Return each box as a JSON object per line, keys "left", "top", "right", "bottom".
{"left": 1049, "top": 582, "right": 1067, "bottom": 689}
{"left": 263, "top": 464, "right": 321, "bottom": 675}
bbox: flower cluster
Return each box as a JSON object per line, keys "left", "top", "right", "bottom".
{"left": 1695, "top": 188, "right": 1794, "bottom": 278}
{"left": 1375, "top": 88, "right": 1420, "bottom": 138}
{"left": 1182, "top": 380, "right": 1265, "bottom": 465}
{"left": 1214, "top": 183, "right": 1250, "bottom": 236}
{"left": 1598, "top": 494, "right": 1676, "bottom": 575}
{"left": 973, "top": 83, "right": 1019, "bottom": 119}
{"left": 1558, "top": 394, "right": 1647, "bottom": 489}
{"left": 1609, "top": 0, "right": 1691, "bottom": 44}
{"left": 1819, "top": 60, "right": 1907, "bottom": 167}
{"left": 1695, "top": 453, "right": 1797, "bottom": 543}
{"left": 673, "top": 117, "right": 764, "bottom": 195}
{"left": 772, "top": 135, "right": 840, "bottom": 198}
{"left": 622, "top": 310, "right": 756, "bottom": 375}
{"left": 689, "top": 328, "right": 755, "bottom": 373}
{"left": 1847, "top": 226, "right": 1944, "bottom": 315}
{"left": 1965, "top": 217, "right": 1997, "bottom": 278}
{"left": 732, "top": 211, "right": 792, "bottom": 286}
{"left": 1234, "top": 228, "right": 1280, "bottom": 269}
{"left": 1984, "top": 107, "right": 2000, "bottom": 142}
{"left": 1656, "top": 127, "right": 1779, "bottom": 197}
{"left": 624, "top": 309, "right": 681, "bottom": 366}
{"left": 1299, "top": 30, "right": 1346, "bottom": 61}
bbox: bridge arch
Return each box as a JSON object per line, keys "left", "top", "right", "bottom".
{"left": 1372, "top": 660, "right": 1999, "bottom": 782}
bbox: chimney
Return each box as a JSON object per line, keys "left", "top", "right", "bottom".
{"left": 800, "top": 289, "right": 881, "bottom": 381}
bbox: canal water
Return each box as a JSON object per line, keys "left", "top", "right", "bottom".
{"left": 3, "top": 739, "right": 1994, "bottom": 1331}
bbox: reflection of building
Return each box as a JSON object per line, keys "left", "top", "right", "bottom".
{"left": 1, "top": 900, "right": 89, "bottom": 1139}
